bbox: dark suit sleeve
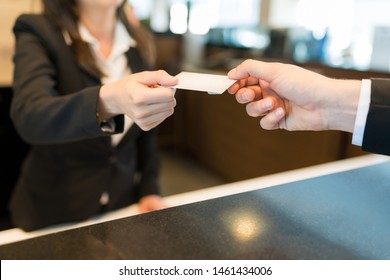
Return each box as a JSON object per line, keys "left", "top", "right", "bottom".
{"left": 362, "top": 78, "right": 390, "bottom": 155}
{"left": 11, "top": 15, "right": 123, "bottom": 144}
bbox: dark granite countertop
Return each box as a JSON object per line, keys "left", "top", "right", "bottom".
{"left": 1, "top": 162, "right": 389, "bottom": 260}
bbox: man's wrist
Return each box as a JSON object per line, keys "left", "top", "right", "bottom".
{"left": 327, "top": 79, "right": 361, "bottom": 133}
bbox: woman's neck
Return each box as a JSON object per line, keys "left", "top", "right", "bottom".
{"left": 79, "top": 6, "right": 117, "bottom": 58}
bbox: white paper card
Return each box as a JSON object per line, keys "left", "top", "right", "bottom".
{"left": 173, "top": 71, "right": 236, "bottom": 94}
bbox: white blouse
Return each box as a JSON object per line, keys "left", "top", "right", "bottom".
{"left": 78, "top": 20, "right": 137, "bottom": 146}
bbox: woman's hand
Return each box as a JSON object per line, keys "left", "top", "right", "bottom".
{"left": 138, "top": 194, "right": 168, "bottom": 213}
{"left": 98, "top": 70, "right": 178, "bottom": 131}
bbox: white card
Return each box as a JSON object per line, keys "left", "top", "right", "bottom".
{"left": 173, "top": 71, "right": 236, "bottom": 94}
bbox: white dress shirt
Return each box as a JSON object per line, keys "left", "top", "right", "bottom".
{"left": 78, "top": 21, "right": 137, "bottom": 147}
{"left": 352, "top": 79, "right": 371, "bottom": 146}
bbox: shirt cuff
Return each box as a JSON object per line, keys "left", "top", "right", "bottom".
{"left": 352, "top": 79, "right": 371, "bottom": 146}
{"left": 100, "top": 118, "right": 116, "bottom": 133}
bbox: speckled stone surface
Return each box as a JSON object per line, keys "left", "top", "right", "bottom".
{"left": 1, "top": 162, "right": 390, "bottom": 260}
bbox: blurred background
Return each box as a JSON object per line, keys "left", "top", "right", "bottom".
{"left": 129, "top": 0, "right": 390, "bottom": 73}
{"left": 1, "top": 0, "right": 390, "bottom": 229}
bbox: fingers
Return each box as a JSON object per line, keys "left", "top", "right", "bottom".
{"left": 246, "top": 97, "right": 275, "bottom": 117}
{"left": 228, "top": 59, "right": 282, "bottom": 84}
{"left": 228, "top": 76, "right": 259, "bottom": 94}
{"left": 244, "top": 97, "right": 286, "bottom": 130}
{"left": 135, "top": 107, "right": 175, "bottom": 131}
{"left": 139, "top": 195, "right": 167, "bottom": 213}
{"left": 129, "top": 70, "right": 177, "bottom": 105}
{"left": 129, "top": 94, "right": 176, "bottom": 131}
{"left": 115, "top": 71, "right": 178, "bottom": 131}
{"left": 135, "top": 86, "right": 176, "bottom": 105}
{"left": 228, "top": 62, "right": 288, "bottom": 131}
{"left": 130, "top": 98, "right": 176, "bottom": 118}
{"left": 259, "top": 107, "right": 285, "bottom": 130}
{"left": 135, "top": 70, "right": 178, "bottom": 87}
{"left": 235, "top": 86, "right": 262, "bottom": 104}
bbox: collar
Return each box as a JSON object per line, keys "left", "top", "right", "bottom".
{"left": 63, "top": 20, "right": 137, "bottom": 58}
{"left": 79, "top": 20, "right": 137, "bottom": 60}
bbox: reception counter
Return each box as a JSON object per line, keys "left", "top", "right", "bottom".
{"left": 0, "top": 154, "right": 389, "bottom": 259}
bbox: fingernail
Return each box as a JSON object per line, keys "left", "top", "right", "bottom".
{"left": 263, "top": 99, "right": 273, "bottom": 110}
{"left": 242, "top": 92, "right": 251, "bottom": 102}
{"left": 228, "top": 68, "right": 236, "bottom": 77}
{"left": 275, "top": 107, "right": 285, "bottom": 117}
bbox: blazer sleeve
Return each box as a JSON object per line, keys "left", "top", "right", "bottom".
{"left": 362, "top": 78, "right": 390, "bottom": 156}
{"left": 11, "top": 14, "right": 123, "bottom": 144}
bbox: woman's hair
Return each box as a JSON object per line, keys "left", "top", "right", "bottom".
{"left": 42, "top": 0, "right": 156, "bottom": 78}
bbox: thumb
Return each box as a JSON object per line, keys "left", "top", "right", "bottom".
{"left": 228, "top": 59, "right": 281, "bottom": 84}
{"left": 136, "top": 70, "right": 178, "bottom": 87}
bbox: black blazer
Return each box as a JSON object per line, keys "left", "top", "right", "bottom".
{"left": 10, "top": 14, "right": 160, "bottom": 231}
{"left": 362, "top": 79, "right": 390, "bottom": 156}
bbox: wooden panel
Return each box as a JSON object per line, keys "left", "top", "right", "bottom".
{"left": 0, "top": 0, "right": 41, "bottom": 87}
{"left": 176, "top": 90, "right": 348, "bottom": 181}
{"left": 302, "top": 62, "right": 390, "bottom": 80}
{"left": 154, "top": 33, "right": 183, "bottom": 75}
